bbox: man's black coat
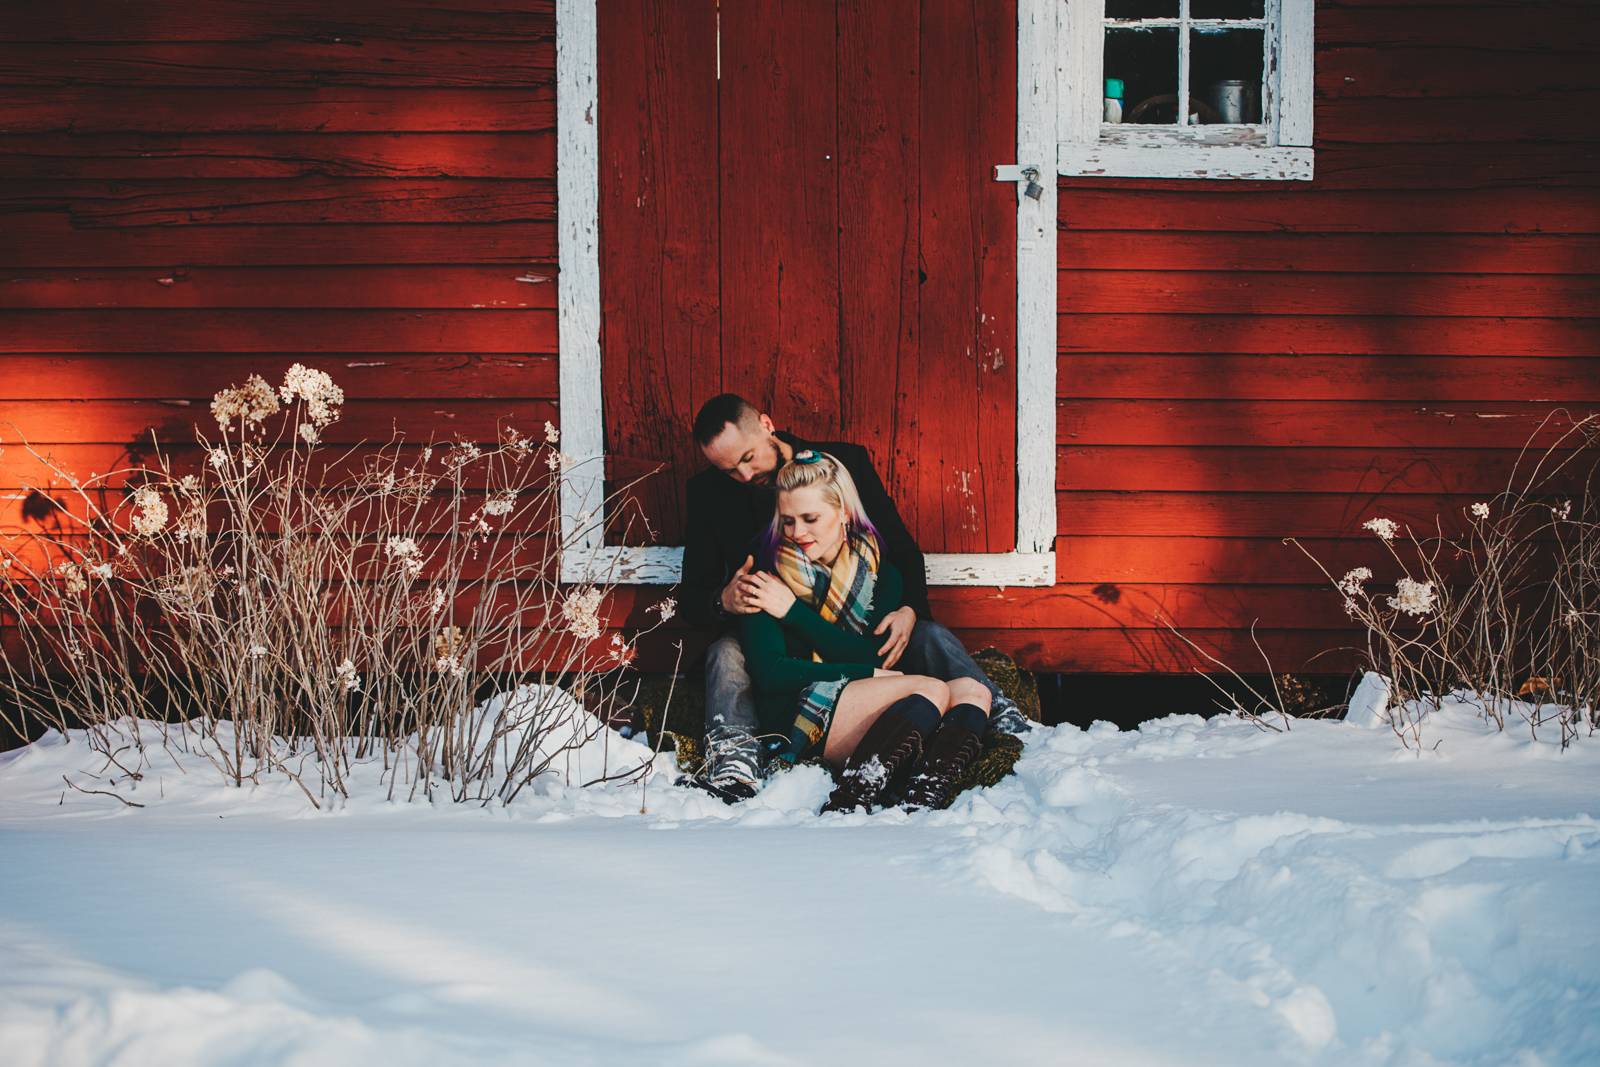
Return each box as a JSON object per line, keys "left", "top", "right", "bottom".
{"left": 679, "top": 430, "right": 930, "bottom": 628}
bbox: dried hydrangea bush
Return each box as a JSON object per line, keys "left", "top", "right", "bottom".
{"left": 0, "top": 366, "right": 674, "bottom": 807}
{"left": 1294, "top": 413, "right": 1600, "bottom": 750}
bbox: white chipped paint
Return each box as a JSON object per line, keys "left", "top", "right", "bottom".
{"left": 557, "top": 0, "right": 605, "bottom": 584}
{"left": 1016, "top": 0, "right": 1059, "bottom": 563}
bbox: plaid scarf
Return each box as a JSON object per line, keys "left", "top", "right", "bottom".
{"left": 775, "top": 531, "right": 881, "bottom": 756}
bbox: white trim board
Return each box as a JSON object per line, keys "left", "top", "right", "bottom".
{"left": 555, "top": 0, "right": 1057, "bottom": 587}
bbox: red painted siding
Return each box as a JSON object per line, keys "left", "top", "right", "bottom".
{"left": 1051, "top": 0, "right": 1600, "bottom": 672}
{"left": 0, "top": 5, "right": 561, "bottom": 533}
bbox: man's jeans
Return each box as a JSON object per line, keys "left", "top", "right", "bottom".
{"left": 702, "top": 620, "right": 1007, "bottom": 772}
{"left": 704, "top": 631, "right": 762, "bottom": 763}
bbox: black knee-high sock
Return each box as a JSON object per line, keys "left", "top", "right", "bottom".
{"left": 879, "top": 693, "right": 942, "bottom": 738}
{"left": 936, "top": 702, "right": 988, "bottom": 738}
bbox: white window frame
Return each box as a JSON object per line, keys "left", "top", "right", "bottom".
{"left": 1058, "top": 0, "right": 1314, "bottom": 180}
{"left": 555, "top": 0, "right": 1057, "bottom": 587}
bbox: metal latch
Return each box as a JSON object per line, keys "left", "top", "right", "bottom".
{"left": 994, "top": 164, "right": 1043, "bottom": 201}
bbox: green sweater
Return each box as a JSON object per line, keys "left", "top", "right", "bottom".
{"left": 739, "top": 562, "right": 903, "bottom": 734}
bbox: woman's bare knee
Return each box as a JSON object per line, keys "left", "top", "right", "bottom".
{"left": 909, "top": 677, "right": 950, "bottom": 711}
{"left": 947, "top": 677, "right": 993, "bottom": 712}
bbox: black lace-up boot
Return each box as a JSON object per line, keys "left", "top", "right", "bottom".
{"left": 902, "top": 703, "right": 988, "bottom": 811}
{"left": 821, "top": 694, "right": 941, "bottom": 813}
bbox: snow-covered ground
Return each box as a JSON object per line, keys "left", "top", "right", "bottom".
{"left": 2, "top": 696, "right": 1596, "bottom": 1067}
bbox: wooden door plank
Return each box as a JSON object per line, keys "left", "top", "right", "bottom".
{"left": 598, "top": 0, "right": 720, "bottom": 543}
{"left": 916, "top": 0, "right": 1018, "bottom": 552}
{"left": 837, "top": 0, "right": 923, "bottom": 547}
{"left": 718, "top": 0, "right": 841, "bottom": 436}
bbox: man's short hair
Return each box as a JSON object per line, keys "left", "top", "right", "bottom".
{"left": 693, "top": 393, "right": 760, "bottom": 447}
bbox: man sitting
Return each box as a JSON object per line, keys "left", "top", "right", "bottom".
{"left": 680, "top": 393, "right": 1030, "bottom": 802}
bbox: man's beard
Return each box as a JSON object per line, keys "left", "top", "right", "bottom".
{"left": 748, "top": 439, "right": 785, "bottom": 487}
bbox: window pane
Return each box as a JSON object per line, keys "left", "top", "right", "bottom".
{"left": 1106, "top": 0, "right": 1178, "bottom": 18}
{"left": 1189, "top": 28, "right": 1264, "bottom": 123}
{"left": 1105, "top": 27, "right": 1179, "bottom": 125}
{"left": 1191, "top": 0, "right": 1265, "bottom": 18}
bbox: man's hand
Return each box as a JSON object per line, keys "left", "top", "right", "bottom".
{"left": 718, "top": 555, "right": 765, "bottom": 615}
{"left": 873, "top": 606, "right": 916, "bottom": 668}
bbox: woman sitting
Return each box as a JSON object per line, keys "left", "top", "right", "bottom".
{"left": 739, "top": 449, "right": 991, "bottom": 812}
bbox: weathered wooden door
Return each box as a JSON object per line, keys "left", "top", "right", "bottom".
{"left": 598, "top": 0, "right": 1017, "bottom": 554}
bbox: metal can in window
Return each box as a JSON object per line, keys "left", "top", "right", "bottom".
{"left": 1206, "top": 79, "right": 1259, "bottom": 124}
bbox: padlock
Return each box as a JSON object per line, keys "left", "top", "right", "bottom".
{"left": 1022, "top": 166, "right": 1043, "bottom": 201}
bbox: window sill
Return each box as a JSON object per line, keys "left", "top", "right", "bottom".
{"left": 1059, "top": 142, "right": 1313, "bottom": 181}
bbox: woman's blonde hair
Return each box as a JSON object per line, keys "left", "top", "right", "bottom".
{"left": 758, "top": 450, "right": 879, "bottom": 567}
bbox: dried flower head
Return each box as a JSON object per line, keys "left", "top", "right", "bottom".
{"left": 482, "top": 491, "right": 517, "bottom": 518}
{"left": 545, "top": 450, "right": 573, "bottom": 474}
{"left": 433, "top": 625, "right": 466, "bottom": 661}
{"left": 1362, "top": 517, "right": 1399, "bottom": 541}
{"left": 650, "top": 596, "right": 677, "bottom": 623}
{"left": 156, "top": 565, "right": 216, "bottom": 607}
{"left": 1337, "top": 567, "right": 1372, "bottom": 596}
{"left": 279, "top": 364, "right": 344, "bottom": 428}
{"left": 89, "top": 562, "right": 113, "bottom": 580}
{"left": 54, "top": 562, "right": 88, "bottom": 595}
{"left": 500, "top": 425, "right": 535, "bottom": 458}
{"left": 446, "top": 441, "right": 482, "bottom": 470}
{"left": 298, "top": 423, "right": 321, "bottom": 445}
{"left": 211, "top": 375, "right": 280, "bottom": 431}
{"left": 386, "top": 536, "right": 424, "bottom": 578}
{"left": 544, "top": 421, "right": 560, "bottom": 445}
{"left": 247, "top": 643, "right": 269, "bottom": 659}
{"left": 130, "top": 486, "right": 168, "bottom": 537}
{"left": 561, "top": 586, "right": 604, "bottom": 641}
{"left": 1387, "top": 577, "right": 1437, "bottom": 619}
{"left": 1470, "top": 502, "right": 1490, "bottom": 521}
{"left": 335, "top": 658, "right": 362, "bottom": 693}
{"left": 173, "top": 509, "right": 207, "bottom": 543}
{"left": 208, "top": 448, "right": 229, "bottom": 470}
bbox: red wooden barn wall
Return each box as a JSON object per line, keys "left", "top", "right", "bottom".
{"left": 0, "top": 6, "right": 562, "bottom": 582}
{"left": 1045, "top": 0, "right": 1600, "bottom": 672}
{"left": 3, "top": 2, "right": 1597, "bottom": 677}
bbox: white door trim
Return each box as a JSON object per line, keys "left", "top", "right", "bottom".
{"left": 556, "top": 0, "right": 1057, "bottom": 587}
